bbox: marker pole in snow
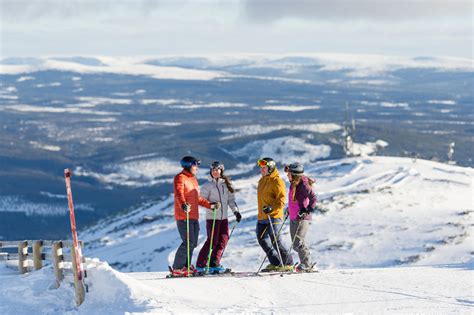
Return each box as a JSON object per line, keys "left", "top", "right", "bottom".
{"left": 206, "top": 207, "right": 218, "bottom": 273}
{"left": 64, "top": 169, "right": 86, "bottom": 305}
{"left": 186, "top": 210, "right": 190, "bottom": 277}
{"left": 64, "top": 169, "right": 83, "bottom": 281}
{"left": 267, "top": 214, "right": 284, "bottom": 267}
{"left": 257, "top": 213, "right": 288, "bottom": 273}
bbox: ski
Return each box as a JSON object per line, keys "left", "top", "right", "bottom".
{"left": 64, "top": 169, "right": 84, "bottom": 282}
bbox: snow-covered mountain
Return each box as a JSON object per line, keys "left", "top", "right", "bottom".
{"left": 82, "top": 156, "right": 473, "bottom": 272}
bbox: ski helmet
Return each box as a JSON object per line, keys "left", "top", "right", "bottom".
{"left": 284, "top": 162, "right": 304, "bottom": 175}
{"left": 257, "top": 157, "right": 276, "bottom": 172}
{"left": 210, "top": 161, "right": 224, "bottom": 171}
{"left": 180, "top": 156, "right": 201, "bottom": 169}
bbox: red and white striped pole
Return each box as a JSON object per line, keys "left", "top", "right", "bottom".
{"left": 64, "top": 168, "right": 83, "bottom": 281}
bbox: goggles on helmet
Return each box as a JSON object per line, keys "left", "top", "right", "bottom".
{"left": 257, "top": 159, "right": 275, "bottom": 168}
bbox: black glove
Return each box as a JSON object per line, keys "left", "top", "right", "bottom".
{"left": 297, "top": 208, "right": 309, "bottom": 219}
{"left": 182, "top": 203, "right": 191, "bottom": 213}
{"left": 210, "top": 202, "right": 221, "bottom": 211}
{"left": 234, "top": 211, "right": 242, "bottom": 222}
{"left": 262, "top": 205, "right": 273, "bottom": 214}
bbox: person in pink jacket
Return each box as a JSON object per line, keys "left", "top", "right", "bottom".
{"left": 284, "top": 162, "right": 317, "bottom": 271}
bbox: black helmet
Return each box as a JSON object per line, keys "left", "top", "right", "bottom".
{"left": 210, "top": 161, "right": 224, "bottom": 171}
{"left": 210, "top": 161, "right": 225, "bottom": 176}
{"left": 180, "top": 156, "right": 201, "bottom": 169}
{"left": 257, "top": 157, "right": 276, "bottom": 172}
{"left": 284, "top": 162, "right": 304, "bottom": 175}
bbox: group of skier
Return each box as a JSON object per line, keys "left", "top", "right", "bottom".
{"left": 170, "top": 155, "right": 317, "bottom": 277}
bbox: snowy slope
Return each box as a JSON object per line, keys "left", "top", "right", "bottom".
{"left": 0, "top": 260, "right": 472, "bottom": 314}
{"left": 0, "top": 156, "right": 473, "bottom": 314}
{"left": 81, "top": 156, "right": 473, "bottom": 272}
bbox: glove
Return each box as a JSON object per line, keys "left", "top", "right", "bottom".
{"left": 297, "top": 208, "right": 309, "bottom": 219}
{"left": 262, "top": 205, "right": 273, "bottom": 214}
{"left": 234, "top": 211, "right": 242, "bottom": 223}
{"left": 210, "top": 202, "right": 221, "bottom": 211}
{"left": 182, "top": 203, "right": 191, "bottom": 213}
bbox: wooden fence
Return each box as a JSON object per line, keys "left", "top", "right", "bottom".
{"left": 0, "top": 240, "right": 88, "bottom": 306}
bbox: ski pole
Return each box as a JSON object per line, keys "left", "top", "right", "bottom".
{"left": 256, "top": 212, "right": 288, "bottom": 273}
{"left": 186, "top": 210, "right": 190, "bottom": 277}
{"left": 285, "top": 219, "right": 303, "bottom": 265}
{"left": 220, "top": 221, "right": 238, "bottom": 260}
{"left": 267, "top": 214, "right": 284, "bottom": 267}
{"left": 206, "top": 207, "right": 218, "bottom": 273}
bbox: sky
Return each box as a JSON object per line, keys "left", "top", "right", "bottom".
{"left": 0, "top": 0, "right": 472, "bottom": 58}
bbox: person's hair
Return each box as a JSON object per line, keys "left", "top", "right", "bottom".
{"left": 290, "top": 175, "right": 315, "bottom": 201}
{"left": 290, "top": 174, "right": 302, "bottom": 201}
{"left": 221, "top": 174, "right": 234, "bottom": 193}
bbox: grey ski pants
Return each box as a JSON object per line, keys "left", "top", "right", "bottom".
{"left": 172, "top": 219, "right": 199, "bottom": 269}
{"left": 290, "top": 219, "right": 311, "bottom": 268}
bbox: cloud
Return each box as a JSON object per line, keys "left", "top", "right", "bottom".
{"left": 0, "top": 0, "right": 170, "bottom": 21}
{"left": 241, "top": 0, "right": 472, "bottom": 23}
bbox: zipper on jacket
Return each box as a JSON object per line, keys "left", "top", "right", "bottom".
{"left": 215, "top": 179, "right": 224, "bottom": 220}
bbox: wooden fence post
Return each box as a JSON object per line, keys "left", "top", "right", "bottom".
{"left": 71, "top": 243, "right": 85, "bottom": 306}
{"left": 33, "top": 240, "right": 43, "bottom": 270}
{"left": 18, "top": 241, "right": 28, "bottom": 274}
{"left": 52, "top": 241, "right": 64, "bottom": 288}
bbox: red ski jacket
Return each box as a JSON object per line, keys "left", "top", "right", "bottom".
{"left": 174, "top": 170, "right": 211, "bottom": 220}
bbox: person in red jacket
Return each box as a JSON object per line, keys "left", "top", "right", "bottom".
{"left": 171, "top": 156, "right": 219, "bottom": 276}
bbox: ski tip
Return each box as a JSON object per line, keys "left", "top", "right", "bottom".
{"left": 64, "top": 169, "right": 72, "bottom": 177}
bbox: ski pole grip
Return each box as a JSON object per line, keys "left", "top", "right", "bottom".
{"left": 64, "top": 168, "right": 72, "bottom": 178}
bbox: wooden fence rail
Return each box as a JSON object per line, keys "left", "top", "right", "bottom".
{"left": 0, "top": 240, "right": 87, "bottom": 306}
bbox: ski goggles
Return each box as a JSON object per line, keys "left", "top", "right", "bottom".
{"left": 257, "top": 159, "right": 275, "bottom": 168}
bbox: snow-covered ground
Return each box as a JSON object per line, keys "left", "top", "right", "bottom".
{"left": 1, "top": 156, "right": 472, "bottom": 313}
{"left": 0, "top": 259, "right": 472, "bottom": 314}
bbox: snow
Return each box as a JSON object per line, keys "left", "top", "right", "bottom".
{"left": 253, "top": 105, "right": 320, "bottom": 112}
{"left": 0, "top": 196, "right": 93, "bottom": 216}
{"left": 428, "top": 100, "right": 457, "bottom": 105}
{"left": 0, "top": 57, "right": 225, "bottom": 81}
{"left": 220, "top": 123, "right": 342, "bottom": 140}
{"left": 2, "top": 54, "right": 471, "bottom": 84}
{"left": 1, "top": 104, "right": 120, "bottom": 116}
{"left": 230, "top": 136, "right": 331, "bottom": 164}
{"left": 0, "top": 259, "right": 472, "bottom": 314}
{"left": 74, "top": 157, "right": 183, "bottom": 188}
{"left": 29, "top": 141, "right": 61, "bottom": 152}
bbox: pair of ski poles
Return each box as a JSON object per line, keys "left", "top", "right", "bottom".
{"left": 256, "top": 212, "right": 289, "bottom": 273}
{"left": 256, "top": 211, "right": 305, "bottom": 272}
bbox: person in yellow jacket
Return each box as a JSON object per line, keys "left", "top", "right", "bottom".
{"left": 256, "top": 157, "right": 294, "bottom": 271}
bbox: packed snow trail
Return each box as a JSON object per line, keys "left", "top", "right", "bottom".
{"left": 1, "top": 260, "right": 472, "bottom": 314}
